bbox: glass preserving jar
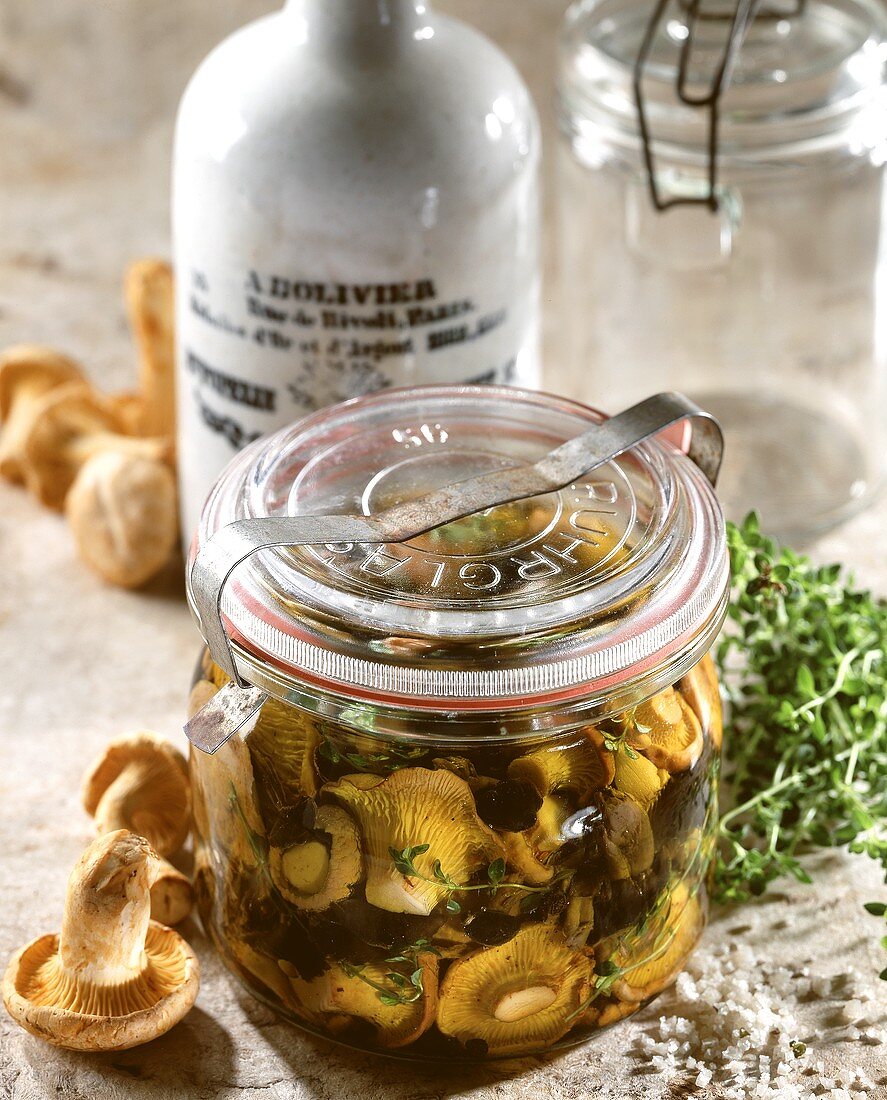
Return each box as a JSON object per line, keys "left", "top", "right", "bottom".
{"left": 556, "top": 0, "right": 887, "bottom": 543}
{"left": 185, "top": 385, "right": 728, "bottom": 1060}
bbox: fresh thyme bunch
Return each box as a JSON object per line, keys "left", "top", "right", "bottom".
{"left": 715, "top": 515, "right": 887, "bottom": 977}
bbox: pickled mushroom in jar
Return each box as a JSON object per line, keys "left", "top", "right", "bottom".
{"left": 189, "top": 685, "right": 265, "bottom": 874}
{"left": 247, "top": 699, "right": 321, "bottom": 824}
{"left": 282, "top": 952, "right": 439, "bottom": 1048}
{"left": 679, "top": 653, "right": 723, "bottom": 750}
{"left": 324, "top": 767, "right": 504, "bottom": 915}
{"left": 623, "top": 687, "right": 704, "bottom": 774}
{"left": 269, "top": 804, "right": 363, "bottom": 911}
{"left": 507, "top": 731, "right": 615, "bottom": 803}
{"left": 585, "top": 997, "right": 638, "bottom": 1029}
{"left": 227, "top": 938, "right": 297, "bottom": 1009}
{"left": 562, "top": 894, "right": 595, "bottom": 949}
{"left": 500, "top": 793, "right": 572, "bottom": 887}
{"left": 598, "top": 792, "right": 655, "bottom": 880}
{"left": 611, "top": 747, "right": 670, "bottom": 811}
{"left": 436, "top": 924, "right": 592, "bottom": 1057}
{"left": 604, "top": 882, "right": 704, "bottom": 1003}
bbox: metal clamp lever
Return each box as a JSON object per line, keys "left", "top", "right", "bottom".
{"left": 184, "top": 391, "right": 723, "bottom": 754}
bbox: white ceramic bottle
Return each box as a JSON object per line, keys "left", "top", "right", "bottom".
{"left": 172, "top": 0, "right": 541, "bottom": 538}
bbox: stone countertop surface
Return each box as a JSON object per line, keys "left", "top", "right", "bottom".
{"left": 1, "top": 2, "right": 885, "bottom": 1098}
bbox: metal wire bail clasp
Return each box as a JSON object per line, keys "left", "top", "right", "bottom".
{"left": 184, "top": 391, "right": 724, "bottom": 755}
{"left": 634, "top": 0, "right": 809, "bottom": 212}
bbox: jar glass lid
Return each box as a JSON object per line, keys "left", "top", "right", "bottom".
{"left": 189, "top": 386, "right": 728, "bottom": 716}
{"left": 559, "top": 0, "right": 887, "bottom": 155}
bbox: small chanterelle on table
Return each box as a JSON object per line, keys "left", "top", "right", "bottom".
{"left": 0, "top": 260, "right": 179, "bottom": 591}
{"left": 2, "top": 832, "right": 199, "bottom": 1052}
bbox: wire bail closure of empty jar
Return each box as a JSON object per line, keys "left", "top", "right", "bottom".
{"left": 634, "top": 0, "right": 810, "bottom": 211}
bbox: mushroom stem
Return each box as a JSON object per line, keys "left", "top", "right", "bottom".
{"left": 149, "top": 860, "right": 194, "bottom": 926}
{"left": 125, "top": 260, "right": 175, "bottom": 440}
{"left": 70, "top": 430, "right": 171, "bottom": 468}
{"left": 494, "top": 986, "right": 558, "bottom": 1023}
{"left": 58, "top": 832, "right": 157, "bottom": 988}
{"left": 1, "top": 377, "right": 64, "bottom": 481}
{"left": 93, "top": 760, "right": 173, "bottom": 841}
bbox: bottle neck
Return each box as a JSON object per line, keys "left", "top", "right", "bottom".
{"left": 284, "top": 0, "right": 431, "bottom": 60}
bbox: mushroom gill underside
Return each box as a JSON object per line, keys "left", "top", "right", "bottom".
{"left": 94, "top": 760, "right": 189, "bottom": 854}
{"left": 436, "top": 924, "right": 592, "bottom": 1056}
{"left": 325, "top": 768, "right": 504, "bottom": 915}
{"left": 11, "top": 924, "right": 192, "bottom": 1016}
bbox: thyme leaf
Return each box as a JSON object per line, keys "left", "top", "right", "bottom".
{"left": 715, "top": 514, "right": 887, "bottom": 976}
{"left": 600, "top": 725, "right": 640, "bottom": 759}
{"left": 387, "top": 845, "right": 553, "bottom": 902}
{"left": 341, "top": 936, "right": 437, "bottom": 1007}
{"left": 319, "top": 738, "right": 424, "bottom": 773}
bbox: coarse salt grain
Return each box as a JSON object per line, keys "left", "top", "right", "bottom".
{"left": 629, "top": 942, "right": 883, "bottom": 1099}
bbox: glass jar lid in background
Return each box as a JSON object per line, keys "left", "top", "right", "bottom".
{"left": 559, "top": 0, "right": 887, "bottom": 168}
{"left": 188, "top": 386, "right": 728, "bottom": 733}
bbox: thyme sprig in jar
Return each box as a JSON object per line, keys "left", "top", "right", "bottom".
{"left": 186, "top": 385, "right": 728, "bottom": 1059}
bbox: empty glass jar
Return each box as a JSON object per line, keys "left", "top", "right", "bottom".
{"left": 556, "top": 0, "right": 887, "bottom": 541}
{"left": 186, "top": 385, "right": 728, "bottom": 1059}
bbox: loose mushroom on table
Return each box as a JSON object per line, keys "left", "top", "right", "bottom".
{"left": 81, "top": 732, "right": 194, "bottom": 925}
{"left": 1, "top": 831, "right": 199, "bottom": 1051}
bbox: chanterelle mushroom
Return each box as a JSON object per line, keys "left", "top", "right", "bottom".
{"left": 501, "top": 792, "right": 572, "bottom": 886}
{"left": 0, "top": 345, "right": 83, "bottom": 484}
{"left": 599, "top": 791, "right": 655, "bottom": 880}
{"left": 269, "top": 804, "right": 363, "bottom": 911}
{"left": 149, "top": 861, "right": 194, "bottom": 927}
{"left": 324, "top": 767, "right": 504, "bottom": 915}
{"left": 436, "top": 924, "right": 591, "bottom": 1056}
{"left": 1, "top": 831, "right": 199, "bottom": 1051}
{"left": 607, "top": 881, "right": 702, "bottom": 1003}
{"left": 283, "top": 951, "right": 439, "bottom": 1048}
{"left": 82, "top": 733, "right": 191, "bottom": 858}
{"left": 507, "top": 730, "right": 615, "bottom": 804}
{"left": 66, "top": 450, "right": 178, "bottom": 588}
{"left": 188, "top": 682, "right": 267, "bottom": 871}
{"left": 22, "top": 383, "right": 171, "bottom": 510}
{"left": 679, "top": 654, "right": 723, "bottom": 750}
{"left": 623, "top": 687, "right": 704, "bottom": 774}
{"left": 611, "top": 747, "right": 669, "bottom": 811}
{"left": 124, "top": 259, "right": 175, "bottom": 439}
{"left": 246, "top": 695, "right": 321, "bottom": 818}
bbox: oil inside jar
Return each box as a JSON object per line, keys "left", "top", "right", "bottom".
{"left": 189, "top": 651, "right": 721, "bottom": 1059}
